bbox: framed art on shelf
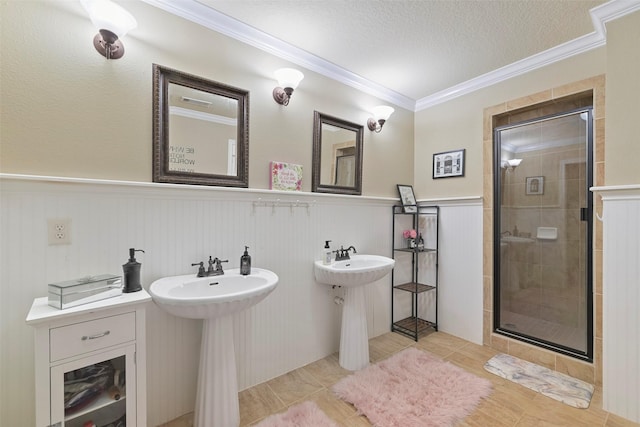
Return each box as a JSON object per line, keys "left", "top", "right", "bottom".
{"left": 270, "top": 161, "right": 303, "bottom": 191}
{"left": 433, "top": 149, "right": 465, "bottom": 178}
{"left": 397, "top": 184, "right": 417, "bottom": 213}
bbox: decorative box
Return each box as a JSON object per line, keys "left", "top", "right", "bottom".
{"left": 48, "top": 274, "right": 122, "bottom": 310}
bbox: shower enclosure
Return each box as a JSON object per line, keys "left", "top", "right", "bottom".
{"left": 494, "top": 108, "right": 593, "bottom": 361}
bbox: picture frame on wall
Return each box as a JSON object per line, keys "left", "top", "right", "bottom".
{"left": 397, "top": 184, "right": 417, "bottom": 213}
{"left": 526, "top": 176, "right": 544, "bottom": 195}
{"left": 433, "top": 149, "right": 465, "bottom": 179}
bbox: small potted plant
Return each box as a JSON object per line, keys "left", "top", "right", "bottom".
{"left": 403, "top": 229, "right": 417, "bottom": 248}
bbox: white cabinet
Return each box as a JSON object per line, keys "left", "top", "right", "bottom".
{"left": 26, "top": 291, "right": 150, "bottom": 427}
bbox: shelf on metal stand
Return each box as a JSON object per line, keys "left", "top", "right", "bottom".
{"left": 391, "top": 204, "right": 439, "bottom": 341}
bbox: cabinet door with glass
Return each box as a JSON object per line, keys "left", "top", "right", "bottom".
{"left": 50, "top": 344, "right": 136, "bottom": 427}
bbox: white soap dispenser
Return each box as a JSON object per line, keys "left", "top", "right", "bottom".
{"left": 323, "top": 240, "right": 332, "bottom": 265}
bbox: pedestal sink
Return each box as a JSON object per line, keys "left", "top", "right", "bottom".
{"left": 314, "top": 255, "right": 395, "bottom": 371}
{"left": 149, "top": 268, "right": 278, "bottom": 427}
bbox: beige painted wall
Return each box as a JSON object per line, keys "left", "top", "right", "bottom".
{"left": 605, "top": 11, "right": 640, "bottom": 185}
{"left": 0, "top": 1, "right": 414, "bottom": 197}
{"left": 414, "top": 49, "right": 607, "bottom": 199}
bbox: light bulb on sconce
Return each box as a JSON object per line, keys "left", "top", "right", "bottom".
{"left": 81, "top": 0, "right": 137, "bottom": 60}
{"left": 501, "top": 158, "right": 523, "bottom": 170}
{"left": 272, "top": 68, "right": 304, "bottom": 106}
{"left": 367, "top": 105, "right": 394, "bottom": 133}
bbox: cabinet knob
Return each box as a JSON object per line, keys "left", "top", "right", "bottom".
{"left": 81, "top": 330, "right": 111, "bottom": 341}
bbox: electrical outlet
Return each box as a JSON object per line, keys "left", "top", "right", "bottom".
{"left": 48, "top": 218, "right": 72, "bottom": 245}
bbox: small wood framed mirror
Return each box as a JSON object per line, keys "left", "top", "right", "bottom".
{"left": 152, "top": 64, "right": 249, "bottom": 187}
{"left": 312, "top": 111, "right": 364, "bottom": 195}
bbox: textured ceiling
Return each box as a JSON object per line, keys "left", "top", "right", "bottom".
{"left": 197, "top": 0, "right": 606, "bottom": 101}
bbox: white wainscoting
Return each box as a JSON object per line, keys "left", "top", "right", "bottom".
{"left": 420, "top": 198, "right": 484, "bottom": 345}
{"left": 596, "top": 185, "right": 640, "bottom": 423}
{"left": 0, "top": 175, "right": 484, "bottom": 426}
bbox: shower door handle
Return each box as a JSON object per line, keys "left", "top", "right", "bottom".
{"left": 580, "top": 207, "right": 589, "bottom": 221}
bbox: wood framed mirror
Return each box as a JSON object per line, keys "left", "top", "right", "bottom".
{"left": 152, "top": 64, "right": 249, "bottom": 187}
{"left": 312, "top": 111, "right": 363, "bottom": 195}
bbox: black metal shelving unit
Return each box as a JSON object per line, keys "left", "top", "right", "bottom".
{"left": 391, "top": 204, "right": 439, "bottom": 341}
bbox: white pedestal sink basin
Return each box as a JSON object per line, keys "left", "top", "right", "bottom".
{"left": 150, "top": 268, "right": 278, "bottom": 427}
{"left": 314, "top": 255, "right": 395, "bottom": 371}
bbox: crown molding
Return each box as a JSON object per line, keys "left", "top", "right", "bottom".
{"left": 589, "top": 0, "right": 640, "bottom": 35}
{"left": 415, "top": 32, "right": 605, "bottom": 111}
{"left": 139, "top": 0, "right": 416, "bottom": 110}
{"left": 141, "top": 0, "right": 640, "bottom": 112}
{"left": 415, "top": 0, "right": 640, "bottom": 110}
{"left": 169, "top": 106, "right": 236, "bottom": 126}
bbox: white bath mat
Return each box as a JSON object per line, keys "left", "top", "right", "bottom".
{"left": 484, "top": 353, "right": 594, "bottom": 409}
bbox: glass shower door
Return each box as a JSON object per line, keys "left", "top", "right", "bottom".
{"left": 494, "top": 108, "right": 593, "bottom": 360}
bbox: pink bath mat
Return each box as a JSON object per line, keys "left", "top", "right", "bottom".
{"left": 254, "top": 400, "right": 338, "bottom": 427}
{"left": 332, "top": 347, "right": 492, "bottom": 426}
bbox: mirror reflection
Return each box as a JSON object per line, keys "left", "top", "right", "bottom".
{"left": 168, "top": 84, "right": 238, "bottom": 176}
{"left": 320, "top": 123, "right": 356, "bottom": 187}
{"left": 312, "top": 111, "right": 363, "bottom": 195}
{"left": 153, "top": 64, "right": 249, "bottom": 187}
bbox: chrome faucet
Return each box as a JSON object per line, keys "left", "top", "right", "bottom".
{"left": 208, "top": 256, "right": 228, "bottom": 276}
{"left": 192, "top": 256, "right": 228, "bottom": 277}
{"left": 501, "top": 230, "right": 511, "bottom": 237}
{"left": 335, "top": 245, "right": 357, "bottom": 261}
{"left": 191, "top": 261, "right": 206, "bottom": 277}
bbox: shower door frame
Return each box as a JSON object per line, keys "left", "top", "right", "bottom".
{"left": 493, "top": 107, "right": 594, "bottom": 362}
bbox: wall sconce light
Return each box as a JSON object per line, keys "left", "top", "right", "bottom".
{"left": 272, "top": 68, "right": 304, "bottom": 106}
{"left": 367, "top": 105, "right": 395, "bottom": 132}
{"left": 501, "top": 158, "right": 523, "bottom": 170}
{"left": 81, "top": 0, "right": 137, "bottom": 60}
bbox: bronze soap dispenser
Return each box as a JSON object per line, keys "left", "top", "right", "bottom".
{"left": 122, "top": 248, "right": 145, "bottom": 293}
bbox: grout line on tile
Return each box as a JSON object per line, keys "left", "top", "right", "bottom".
{"left": 264, "top": 382, "right": 288, "bottom": 409}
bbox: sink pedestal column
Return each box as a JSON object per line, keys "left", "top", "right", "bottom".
{"left": 339, "top": 286, "right": 369, "bottom": 371}
{"left": 194, "top": 315, "right": 239, "bottom": 427}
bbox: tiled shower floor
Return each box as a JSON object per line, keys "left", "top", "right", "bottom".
{"left": 501, "top": 309, "right": 585, "bottom": 351}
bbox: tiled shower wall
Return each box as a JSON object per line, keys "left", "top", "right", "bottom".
{"left": 501, "top": 143, "right": 587, "bottom": 329}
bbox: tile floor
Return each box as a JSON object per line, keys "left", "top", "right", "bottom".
{"left": 161, "top": 331, "right": 639, "bottom": 427}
